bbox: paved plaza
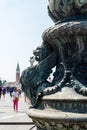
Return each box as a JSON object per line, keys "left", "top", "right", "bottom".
{"left": 0, "top": 92, "right": 36, "bottom": 130}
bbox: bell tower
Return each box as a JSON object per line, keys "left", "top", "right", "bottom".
{"left": 16, "top": 62, "right": 20, "bottom": 81}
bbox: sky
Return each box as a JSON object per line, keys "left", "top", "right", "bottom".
{"left": 0, "top": 0, "right": 54, "bottom": 82}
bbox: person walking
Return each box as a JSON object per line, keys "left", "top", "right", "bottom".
{"left": 0, "top": 87, "right": 2, "bottom": 99}
{"left": 12, "top": 87, "right": 19, "bottom": 112}
{"left": 9, "top": 87, "right": 14, "bottom": 97}
{"left": 2, "top": 87, "right": 6, "bottom": 98}
{"left": 24, "top": 93, "right": 27, "bottom": 102}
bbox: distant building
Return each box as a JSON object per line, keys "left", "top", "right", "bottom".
{"left": 16, "top": 62, "right": 20, "bottom": 82}
{"left": 5, "top": 62, "right": 21, "bottom": 89}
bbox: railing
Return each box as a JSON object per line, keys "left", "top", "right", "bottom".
{"left": 0, "top": 122, "right": 36, "bottom": 130}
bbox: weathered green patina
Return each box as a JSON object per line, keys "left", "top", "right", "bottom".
{"left": 20, "top": 0, "right": 87, "bottom": 129}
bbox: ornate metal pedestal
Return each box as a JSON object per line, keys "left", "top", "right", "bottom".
{"left": 28, "top": 87, "right": 87, "bottom": 130}
{"left": 20, "top": 0, "right": 87, "bottom": 130}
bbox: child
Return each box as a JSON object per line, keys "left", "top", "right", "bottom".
{"left": 12, "top": 87, "right": 19, "bottom": 112}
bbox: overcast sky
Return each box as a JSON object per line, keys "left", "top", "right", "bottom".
{"left": 0, "top": 0, "right": 54, "bottom": 82}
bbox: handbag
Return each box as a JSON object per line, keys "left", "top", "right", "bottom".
{"left": 15, "top": 97, "right": 19, "bottom": 101}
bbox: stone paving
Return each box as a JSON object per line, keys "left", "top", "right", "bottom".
{"left": 0, "top": 93, "right": 36, "bottom": 130}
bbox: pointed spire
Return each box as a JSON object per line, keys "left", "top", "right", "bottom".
{"left": 16, "top": 62, "right": 20, "bottom": 81}
{"left": 16, "top": 62, "right": 20, "bottom": 73}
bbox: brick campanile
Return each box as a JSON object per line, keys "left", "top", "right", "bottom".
{"left": 16, "top": 62, "right": 20, "bottom": 81}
